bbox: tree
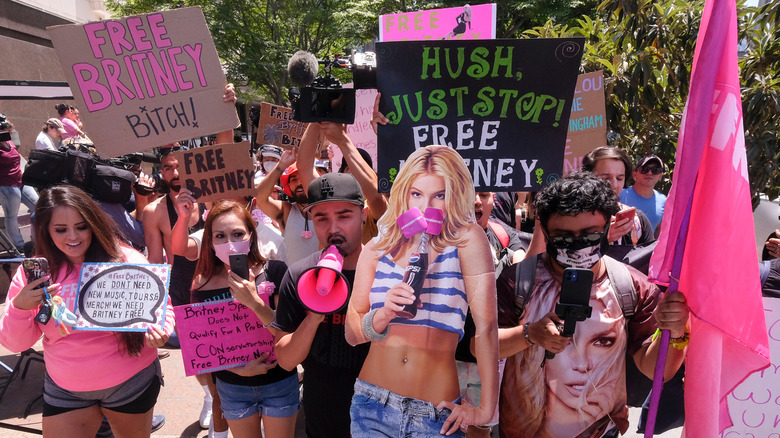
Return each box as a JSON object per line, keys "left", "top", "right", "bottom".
{"left": 107, "top": 0, "right": 355, "bottom": 104}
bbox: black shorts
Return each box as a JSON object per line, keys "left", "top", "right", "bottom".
{"left": 42, "top": 359, "right": 162, "bottom": 417}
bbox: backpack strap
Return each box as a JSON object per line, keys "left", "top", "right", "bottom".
{"left": 514, "top": 254, "right": 541, "bottom": 319}
{"left": 602, "top": 255, "right": 637, "bottom": 319}
{"left": 488, "top": 220, "right": 510, "bottom": 249}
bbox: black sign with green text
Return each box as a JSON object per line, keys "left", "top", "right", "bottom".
{"left": 376, "top": 38, "right": 584, "bottom": 192}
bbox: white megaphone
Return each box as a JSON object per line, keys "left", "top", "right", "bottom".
{"left": 297, "top": 245, "right": 350, "bottom": 314}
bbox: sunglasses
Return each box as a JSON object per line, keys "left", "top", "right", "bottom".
{"left": 547, "top": 232, "right": 605, "bottom": 249}
{"left": 640, "top": 165, "right": 663, "bottom": 175}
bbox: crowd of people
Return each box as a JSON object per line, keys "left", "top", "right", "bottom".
{"left": 0, "top": 84, "right": 700, "bottom": 438}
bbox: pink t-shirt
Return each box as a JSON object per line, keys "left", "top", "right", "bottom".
{"left": 0, "top": 247, "right": 175, "bottom": 391}
{"left": 59, "top": 117, "right": 80, "bottom": 140}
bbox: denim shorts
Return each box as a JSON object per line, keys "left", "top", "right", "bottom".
{"left": 215, "top": 374, "right": 300, "bottom": 421}
{"left": 350, "top": 379, "right": 465, "bottom": 438}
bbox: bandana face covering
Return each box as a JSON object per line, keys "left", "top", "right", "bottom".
{"left": 213, "top": 239, "right": 252, "bottom": 266}
{"left": 545, "top": 230, "right": 607, "bottom": 269}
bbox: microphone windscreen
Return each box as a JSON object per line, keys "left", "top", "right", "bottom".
{"left": 288, "top": 51, "right": 319, "bottom": 87}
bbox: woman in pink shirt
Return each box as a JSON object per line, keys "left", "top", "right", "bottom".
{"left": 0, "top": 185, "right": 174, "bottom": 438}
{"left": 55, "top": 103, "right": 86, "bottom": 140}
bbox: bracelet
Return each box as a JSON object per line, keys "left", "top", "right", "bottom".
{"left": 523, "top": 322, "right": 535, "bottom": 346}
{"left": 362, "top": 308, "right": 389, "bottom": 341}
{"left": 651, "top": 328, "right": 690, "bottom": 350}
{"left": 669, "top": 331, "right": 690, "bottom": 350}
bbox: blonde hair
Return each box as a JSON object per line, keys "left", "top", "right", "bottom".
{"left": 502, "top": 273, "right": 627, "bottom": 437}
{"left": 375, "top": 146, "right": 475, "bottom": 257}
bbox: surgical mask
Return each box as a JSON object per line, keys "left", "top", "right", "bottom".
{"left": 545, "top": 232, "right": 606, "bottom": 269}
{"left": 213, "top": 239, "right": 251, "bottom": 266}
{"left": 262, "top": 161, "right": 277, "bottom": 173}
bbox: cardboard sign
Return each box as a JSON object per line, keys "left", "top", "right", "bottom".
{"left": 74, "top": 263, "right": 170, "bottom": 332}
{"left": 47, "top": 7, "right": 239, "bottom": 158}
{"left": 722, "top": 297, "right": 780, "bottom": 437}
{"left": 257, "top": 103, "right": 306, "bottom": 149}
{"left": 563, "top": 71, "right": 607, "bottom": 176}
{"left": 380, "top": 4, "right": 497, "bottom": 41}
{"left": 174, "top": 298, "right": 275, "bottom": 376}
{"left": 173, "top": 142, "right": 255, "bottom": 202}
{"left": 332, "top": 86, "right": 379, "bottom": 171}
{"left": 375, "top": 38, "right": 584, "bottom": 192}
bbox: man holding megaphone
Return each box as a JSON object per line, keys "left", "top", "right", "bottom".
{"left": 270, "top": 173, "right": 370, "bottom": 438}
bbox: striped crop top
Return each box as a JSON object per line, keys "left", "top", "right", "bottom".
{"left": 369, "top": 245, "right": 468, "bottom": 339}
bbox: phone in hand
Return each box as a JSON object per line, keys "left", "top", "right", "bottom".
{"left": 615, "top": 207, "right": 637, "bottom": 223}
{"left": 22, "top": 257, "right": 52, "bottom": 324}
{"left": 229, "top": 254, "right": 250, "bottom": 280}
{"left": 544, "top": 268, "right": 593, "bottom": 362}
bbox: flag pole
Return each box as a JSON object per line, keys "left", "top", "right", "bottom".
{"left": 644, "top": 204, "right": 691, "bottom": 437}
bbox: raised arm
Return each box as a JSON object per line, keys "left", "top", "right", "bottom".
{"left": 256, "top": 148, "right": 297, "bottom": 224}
{"left": 296, "top": 123, "right": 325, "bottom": 191}
{"left": 170, "top": 189, "right": 200, "bottom": 260}
{"left": 320, "top": 122, "right": 387, "bottom": 219}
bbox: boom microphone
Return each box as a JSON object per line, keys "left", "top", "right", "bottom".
{"left": 288, "top": 51, "right": 319, "bottom": 87}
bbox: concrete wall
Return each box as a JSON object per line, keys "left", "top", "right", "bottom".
{"left": 0, "top": 0, "right": 109, "bottom": 158}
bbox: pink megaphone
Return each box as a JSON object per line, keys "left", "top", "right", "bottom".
{"left": 297, "top": 245, "right": 350, "bottom": 314}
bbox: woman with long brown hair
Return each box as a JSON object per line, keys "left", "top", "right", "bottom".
{"left": 0, "top": 185, "right": 172, "bottom": 437}
{"left": 190, "top": 200, "right": 298, "bottom": 438}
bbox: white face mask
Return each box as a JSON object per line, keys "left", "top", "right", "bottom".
{"left": 262, "top": 161, "right": 277, "bottom": 173}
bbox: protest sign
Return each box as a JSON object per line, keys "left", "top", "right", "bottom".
{"left": 47, "top": 7, "right": 240, "bottom": 158}
{"left": 257, "top": 103, "right": 306, "bottom": 149}
{"left": 173, "top": 142, "right": 255, "bottom": 203}
{"left": 563, "top": 71, "right": 607, "bottom": 176}
{"left": 380, "top": 4, "right": 496, "bottom": 41}
{"left": 375, "top": 38, "right": 584, "bottom": 192}
{"left": 721, "top": 297, "right": 780, "bottom": 437}
{"left": 174, "top": 298, "right": 275, "bottom": 376}
{"left": 74, "top": 263, "right": 170, "bottom": 332}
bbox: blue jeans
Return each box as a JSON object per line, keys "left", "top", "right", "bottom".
{"left": 215, "top": 374, "right": 300, "bottom": 421}
{"left": 0, "top": 185, "right": 38, "bottom": 248}
{"left": 350, "top": 379, "right": 465, "bottom": 438}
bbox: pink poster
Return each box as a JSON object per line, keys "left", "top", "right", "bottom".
{"left": 174, "top": 298, "right": 275, "bottom": 376}
{"left": 380, "top": 3, "right": 497, "bottom": 42}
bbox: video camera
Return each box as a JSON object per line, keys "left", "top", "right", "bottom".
{"left": 287, "top": 51, "right": 377, "bottom": 125}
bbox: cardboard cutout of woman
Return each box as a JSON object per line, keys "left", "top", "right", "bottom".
{"left": 346, "top": 145, "right": 499, "bottom": 437}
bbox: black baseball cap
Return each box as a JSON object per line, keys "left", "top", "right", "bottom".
{"left": 303, "top": 173, "right": 365, "bottom": 213}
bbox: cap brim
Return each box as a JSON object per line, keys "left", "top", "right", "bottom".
{"left": 302, "top": 198, "right": 364, "bottom": 214}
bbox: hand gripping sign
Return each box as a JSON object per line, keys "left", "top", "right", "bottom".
{"left": 74, "top": 263, "right": 170, "bottom": 332}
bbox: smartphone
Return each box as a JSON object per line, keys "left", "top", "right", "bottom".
{"left": 22, "top": 258, "right": 50, "bottom": 288}
{"left": 544, "top": 268, "right": 594, "bottom": 362}
{"left": 229, "top": 254, "right": 250, "bottom": 280}
{"left": 0, "top": 132, "right": 11, "bottom": 142}
{"left": 615, "top": 207, "right": 636, "bottom": 223}
{"left": 22, "top": 258, "right": 52, "bottom": 324}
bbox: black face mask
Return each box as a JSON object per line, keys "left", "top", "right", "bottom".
{"left": 543, "top": 223, "right": 610, "bottom": 269}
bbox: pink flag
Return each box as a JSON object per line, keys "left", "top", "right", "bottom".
{"left": 648, "top": 0, "right": 770, "bottom": 434}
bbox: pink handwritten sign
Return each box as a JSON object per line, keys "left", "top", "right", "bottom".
{"left": 380, "top": 4, "right": 496, "bottom": 42}
{"left": 721, "top": 297, "right": 780, "bottom": 437}
{"left": 174, "top": 298, "right": 275, "bottom": 377}
{"left": 47, "top": 7, "right": 239, "bottom": 158}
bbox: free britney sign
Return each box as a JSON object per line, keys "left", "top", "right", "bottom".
{"left": 47, "top": 7, "right": 239, "bottom": 157}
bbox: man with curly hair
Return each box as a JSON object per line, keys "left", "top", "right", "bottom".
{"left": 496, "top": 173, "right": 688, "bottom": 438}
